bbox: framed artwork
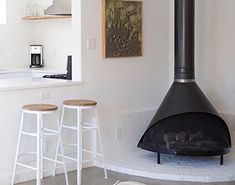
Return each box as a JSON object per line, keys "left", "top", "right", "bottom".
{"left": 102, "top": 0, "right": 142, "bottom": 58}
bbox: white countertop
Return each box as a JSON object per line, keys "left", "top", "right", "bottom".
{"left": 0, "top": 68, "right": 82, "bottom": 91}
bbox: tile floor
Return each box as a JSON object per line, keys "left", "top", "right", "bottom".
{"left": 18, "top": 167, "right": 235, "bottom": 185}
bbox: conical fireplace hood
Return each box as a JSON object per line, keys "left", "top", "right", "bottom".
{"left": 148, "top": 82, "right": 225, "bottom": 127}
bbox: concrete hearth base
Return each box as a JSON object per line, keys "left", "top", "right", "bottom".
{"left": 101, "top": 148, "right": 235, "bottom": 183}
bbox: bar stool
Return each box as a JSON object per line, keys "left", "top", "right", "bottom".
{"left": 54, "top": 99, "right": 107, "bottom": 185}
{"left": 11, "top": 104, "right": 69, "bottom": 185}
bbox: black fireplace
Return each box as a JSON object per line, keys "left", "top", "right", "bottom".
{"left": 138, "top": 0, "right": 231, "bottom": 165}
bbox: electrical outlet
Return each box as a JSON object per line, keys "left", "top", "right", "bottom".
{"left": 116, "top": 128, "right": 122, "bottom": 141}
{"left": 40, "top": 92, "right": 50, "bottom": 100}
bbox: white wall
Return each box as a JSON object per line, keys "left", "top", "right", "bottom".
{"left": 0, "top": 0, "right": 170, "bottom": 184}
{"left": 0, "top": 0, "right": 34, "bottom": 69}
{"left": 195, "top": 0, "right": 235, "bottom": 134}
{"left": 34, "top": 20, "right": 73, "bottom": 70}
{"left": 80, "top": 0, "right": 170, "bottom": 113}
{"left": 195, "top": 0, "right": 235, "bottom": 135}
{"left": 196, "top": 0, "right": 235, "bottom": 113}
{"left": 79, "top": 0, "right": 170, "bottom": 157}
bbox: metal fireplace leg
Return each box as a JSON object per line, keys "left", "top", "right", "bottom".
{"left": 220, "top": 155, "right": 223, "bottom": 165}
{"left": 157, "top": 152, "right": 160, "bottom": 164}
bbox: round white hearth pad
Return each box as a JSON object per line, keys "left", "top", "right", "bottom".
{"left": 101, "top": 148, "right": 235, "bottom": 183}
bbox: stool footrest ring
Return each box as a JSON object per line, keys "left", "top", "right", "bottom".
{"left": 16, "top": 162, "right": 37, "bottom": 171}
{"left": 82, "top": 149, "right": 102, "bottom": 156}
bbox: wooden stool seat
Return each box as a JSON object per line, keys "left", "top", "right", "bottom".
{"left": 23, "top": 104, "right": 58, "bottom": 112}
{"left": 63, "top": 99, "right": 97, "bottom": 107}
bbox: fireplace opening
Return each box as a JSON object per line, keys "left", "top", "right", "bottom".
{"left": 140, "top": 113, "right": 230, "bottom": 156}
{"left": 138, "top": 0, "right": 231, "bottom": 165}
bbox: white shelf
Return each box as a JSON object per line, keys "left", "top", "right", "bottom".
{"left": 22, "top": 15, "right": 72, "bottom": 20}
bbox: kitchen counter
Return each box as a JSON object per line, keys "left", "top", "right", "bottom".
{"left": 0, "top": 69, "right": 82, "bottom": 91}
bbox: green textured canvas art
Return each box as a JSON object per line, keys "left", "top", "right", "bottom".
{"left": 102, "top": 0, "right": 142, "bottom": 58}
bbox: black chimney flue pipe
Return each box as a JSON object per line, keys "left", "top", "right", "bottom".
{"left": 175, "top": 0, "right": 195, "bottom": 82}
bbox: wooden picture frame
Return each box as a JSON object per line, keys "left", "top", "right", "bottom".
{"left": 102, "top": 0, "right": 142, "bottom": 58}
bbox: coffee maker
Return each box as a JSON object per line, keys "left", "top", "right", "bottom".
{"left": 30, "top": 45, "right": 43, "bottom": 68}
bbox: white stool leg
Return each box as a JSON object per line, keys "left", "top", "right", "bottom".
{"left": 58, "top": 134, "right": 69, "bottom": 185}
{"left": 36, "top": 113, "right": 42, "bottom": 185}
{"left": 77, "top": 108, "right": 82, "bottom": 185}
{"left": 11, "top": 112, "right": 25, "bottom": 185}
{"left": 39, "top": 114, "right": 43, "bottom": 180}
{"left": 53, "top": 106, "right": 65, "bottom": 176}
{"left": 95, "top": 111, "right": 108, "bottom": 179}
{"left": 54, "top": 108, "right": 69, "bottom": 185}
